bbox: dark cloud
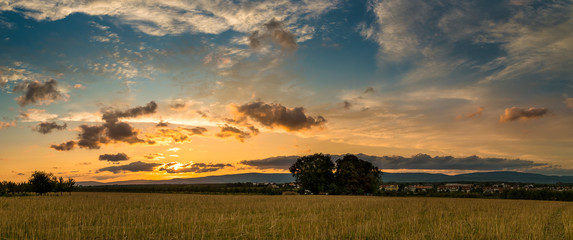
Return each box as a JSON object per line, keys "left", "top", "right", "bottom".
{"left": 169, "top": 101, "right": 188, "bottom": 111}
{"left": 99, "top": 153, "right": 130, "bottom": 162}
{"left": 181, "top": 127, "right": 208, "bottom": 135}
{"left": 240, "top": 156, "right": 298, "bottom": 170}
{"left": 17, "top": 172, "right": 25, "bottom": 176}
{"left": 215, "top": 124, "right": 255, "bottom": 142}
{"left": 158, "top": 162, "right": 232, "bottom": 173}
{"left": 50, "top": 141, "right": 76, "bottom": 151}
{"left": 499, "top": 107, "right": 548, "bottom": 122}
{"left": 248, "top": 19, "right": 298, "bottom": 51}
{"left": 97, "top": 161, "right": 161, "bottom": 174}
{"left": 52, "top": 102, "right": 157, "bottom": 151}
{"left": 104, "top": 121, "right": 145, "bottom": 144}
{"left": 241, "top": 153, "right": 547, "bottom": 171}
{"left": 364, "top": 87, "right": 374, "bottom": 94}
{"left": 102, "top": 101, "right": 157, "bottom": 123}
{"left": 233, "top": 101, "right": 326, "bottom": 131}
{"left": 13, "top": 79, "right": 65, "bottom": 106}
{"left": 343, "top": 101, "right": 352, "bottom": 110}
{"left": 356, "top": 153, "right": 546, "bottom": 170}
{"left": 34, "top": 121, "right": 67, "bottom": 134}
{"left": 76, "top": 125, "right": 108, "bottom": 149}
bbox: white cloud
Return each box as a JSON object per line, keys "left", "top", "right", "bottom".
{"left": 5, "top": 0, "right": 337, "bottom": 39}
{"left": 19, "top": 109, "right": 58, "bottom": 122}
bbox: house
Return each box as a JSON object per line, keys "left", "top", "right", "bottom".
{"left": 379, "top": 184, "right": 399, "bottom": 191}
{"left": 405, "top": 185, "right": 433, "bottom": 192}
{"left": 437, "top": 183, "right": 473, "bottom": 192}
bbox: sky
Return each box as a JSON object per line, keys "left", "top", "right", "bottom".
{"left": 1, "top": 0, "right": 573, "bottom": 182}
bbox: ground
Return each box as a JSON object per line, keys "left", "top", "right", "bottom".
{"left": 1, "top": 193, "right": 572, "bottom": 239}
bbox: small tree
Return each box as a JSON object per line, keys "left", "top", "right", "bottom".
{"left": 65, "top": 177, "right": 76, "bottom": 195}
{"left": 56, "top": 177, "right": 65, "bottom": 196}
{"left": 289, "top": 153, "right": 334, "bottom": 194}
{"left": 29, "top": 171, "right": 56, "bottom": 195}
{"left": 334, "top": 154, "right": 382, "bottom": 195}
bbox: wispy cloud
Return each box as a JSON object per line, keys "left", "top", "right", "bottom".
{"left": 4, "top": 0, "right": 337, "bottom": 38}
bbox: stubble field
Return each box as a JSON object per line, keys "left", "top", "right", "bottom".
{"left": 1, "top": 192, "right": 572, "bottom": 239}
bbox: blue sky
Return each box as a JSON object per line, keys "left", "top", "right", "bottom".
{"left": 1, "top": 0, "right": 573, "bottom": 182}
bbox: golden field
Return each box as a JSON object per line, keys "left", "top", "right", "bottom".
{"left": 1, "top": 192, "right": 572, "bottom": 239}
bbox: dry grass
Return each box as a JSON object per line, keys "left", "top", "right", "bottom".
{"left": 1, "top": 193, "right": 572, "bottom": 239}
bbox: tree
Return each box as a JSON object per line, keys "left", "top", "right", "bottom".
{"left": 289, "top": 153, "right": 335, "bottom": 194}
{"left": 65, "top": 177, "right": 76, "bottom": 195}
{"left": 334, "top": 154, "right": 382, "bottom": 195}
{"left": 29, "top": 171, "right": 56, "bottom": 195}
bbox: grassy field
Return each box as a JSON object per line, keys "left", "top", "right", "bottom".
{"left": 1, "top": 193, "right": 572, "bottom": 239}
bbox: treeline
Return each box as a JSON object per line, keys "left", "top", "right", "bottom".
{"left": 78, "top": 183, "right": 293, "bottom": 195}
{"left": 376, "top": 188, "right": 573, "bottom": 201}
{"left": 0, "top": 171, "right": 75, "bottom": 196}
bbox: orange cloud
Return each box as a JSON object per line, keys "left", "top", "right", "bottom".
{"left": 456, "top": 107, "right": 484, "bottom": 120}
{"left": 499, "top": 107, "right": 548, "bottom": 123}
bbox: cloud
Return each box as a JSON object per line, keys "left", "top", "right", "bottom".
{"left": 3, "top": 0, "right": 336, "bottom": 38}
{"left": 565, "top": 98, "right": 573, "bottom": 110}
{"left": 364, "top": 87, "right": 375, "bottom": 94}
{"left": 215, "top": 124, "right": 256, "bottom": 142}
{"left": 146, "top": 126, "right": 208, "bottom": 144}
{"left": 144, "top": 153, "right": 165, "bottom": 160}
{"left": 98, "top": 153, "right": 130, "bottom": 163}
{"left": 73, "top": 84, "right": 85, "bottom": 89}
{"left": 169, "top": 103, "right": 187, "bottom": 111}
{"left": 241, "top": 153, "right": 548, "bottom": 171}
{"left": 19, "top": 108, "right": 58, "bottom": 122}
{"left": 232, "top": 101, "right": 326, "bottom": 131}
{"left": 240, "top": 155, "right": 299, "bottom": 170}
{"left": 50, "top": 141, "right": 76, "bottom": 151}
{"left": 0, "top": 121, "right": 16, "bottom": 130}
{"left": 499, "top": 107, "right": 548, "bottom": 123}
{"left": 158, "top": 162, "right": 232, "bottom": 174}
{"left": 166, "top": 147, "right": 180, "bottom": 152}
{"left": 12, "top": 79, "right": 66, "bottom": 106}
{"left": 355, "top": 153, "right": 547, "bottom": 171}
{"left": 34, "top": 121, "right": 67, "bottom": 134}
{"left": 456, "top": 107, "right": 484, "bottom": 120}
{"left": 101, "top": 101, "right": 157, "bottom": 123}
{"left": 249, "top": 18, "right": 298, "bottom": 51}
{"left": 97, "top": 161, "right": 161, "bottom": 174}
{"left": 53, "top": 101, "right": 157, "bottom": 150}
{"left": 343, "top": 101, "right": 352, "bottom": 110}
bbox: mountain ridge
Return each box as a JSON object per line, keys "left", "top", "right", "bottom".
{"left": 78, "top": 171, "right": 573, "bottom": 186}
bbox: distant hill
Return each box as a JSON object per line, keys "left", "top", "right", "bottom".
{"left": 78, "top": 171, "right": 573, "bottom": 186}
{"left": 383, "top": 171, "right": 573, "bottom": 184}
{"left": 78, "top": 173, "right": 295, "bottom": 186}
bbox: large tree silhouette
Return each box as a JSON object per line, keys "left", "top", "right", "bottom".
{"left": 289, "top": 153, "right": 334, "bottom": 194}
{"left": 334, "top": 155, "right": 382, "bottom": 195}
{"left": 29, "top": 171, "right": 56, "bottom": 195}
